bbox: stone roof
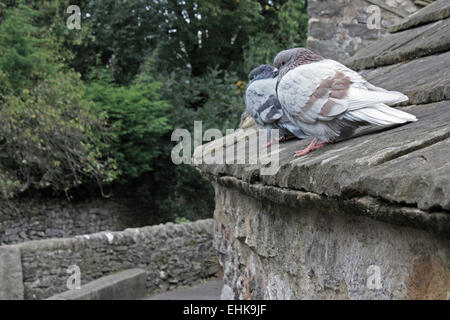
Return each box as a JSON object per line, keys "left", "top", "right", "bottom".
{"left": 195, "top": 1, "right": 450, "bottom": 236}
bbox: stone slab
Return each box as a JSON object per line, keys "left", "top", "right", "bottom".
{"left": 0, "top": 246, "right": 24, "bottom": 300}
{"left": 345, "top": 17, "right": 450, "bottom": 70}
{"left": 388, "top": 0, "right": 450, "bottom": 33}
{"left": 195, "top": 101, "right": 450, "bottom": 215}
{"left": 354, "top": 138, "right": 450, "bottom": 211}
{"left": 360, "top": 51, "right": 450, "bottom": 105}
{"left": 46, "top": 268, "right": 146, "bottom": 300}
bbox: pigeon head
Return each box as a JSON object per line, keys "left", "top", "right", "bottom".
{"left": 248, "top": 64, "right": 278, "bottom": 84}
{"left": 274, "top": 48, "right": 323, "bottom": 77}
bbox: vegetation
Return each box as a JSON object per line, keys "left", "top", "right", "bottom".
{"left": 0, "top": 0, "right": 308, "bottom": 221}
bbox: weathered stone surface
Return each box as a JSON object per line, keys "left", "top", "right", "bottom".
{"left": 0, "top": 196, "right": 158, "bottom": 245}
{"left": 212, "top": 176, "right": 450, "bottom": 237}
{"left": 1, "top": 219, "right": 218, "bottom": 300}
{"left": 213, "top": 184, "right": 450, "bottom": 299}
{"left": 307, "top": 0, "right": 419, "bottom": 62}
{"left": 354, "top": 138, "right": 450, "bottom": 211}
{"left": 195, "top": 101, "right": 450, "bottom": 214}
{"left": 406, "top": 255, "right": 450, "bottom": 299}
{"left": 345, "top": 17, "right": 450, "bottom": 70}
{"left": 198, "top": 0, "right": 450, "bottom": 302}
{"left": 0, "top": 246, "right": 24, "bottom": 300}
{"left": 361, "top": 51, "right": 450, "bottom": 105}
{"left": 47, "top": 269, "right": 147, "bottom": 300}
{"left": 388, "top": 0, "right": 450, "bottom": 33}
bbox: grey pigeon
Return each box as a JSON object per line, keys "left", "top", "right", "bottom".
{"left": 273, "top": 48, "right": 417, "bottom": 157}
{"left": 245, "top": 64, "right": 309, "bottom": 145}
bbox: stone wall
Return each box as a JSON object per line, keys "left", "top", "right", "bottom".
{"left": 213, "top": 182, "right": 449, "bottom": 299}
{"left": 196, "top": 0, "right": 450, "bottom": 300}
{"left": 0, "top": 219, "right": 218, "bottom": 300}
{"left": 307, "top": 0, "right": 419, "bottom": 62}
{"left": 0, "top": 196, "right": 156, "bottom": 245}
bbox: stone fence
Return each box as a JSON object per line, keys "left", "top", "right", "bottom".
{"left": 0, "top": 219, "right": 219, "bottom": 300}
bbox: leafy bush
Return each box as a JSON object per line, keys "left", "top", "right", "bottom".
{"left": 243, "top": 0, "right": 308, "bottom": 72}
{"left": 162, "top": 66, "right": 245, "bottom": 133}
{"left": 0, "top": 4, "right": 54, "bottom": 97}
{"left": 85, "top": 78, "right": 171, "bottom": 181}
{"left": 0, "top": 4, "right": 117, "bottom": 199}
{"left": 0, "top": 71, "right": 117, "bottom": 198}
{"left": 0, "top": 0, "right": 309, "bottom": 224}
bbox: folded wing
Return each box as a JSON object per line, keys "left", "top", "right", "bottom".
{"left": 277, "top": 59, "right": 414, "bottom": 128}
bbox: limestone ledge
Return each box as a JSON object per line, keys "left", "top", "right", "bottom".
{"left": 195, "top": 101, "right": 450, "bottom": 215}
{"left": 388, "top": 0, "right": 450, "bottom": 33}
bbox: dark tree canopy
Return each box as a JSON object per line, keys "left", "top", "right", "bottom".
{"left": 0, "top": 0, "right": 307, "bottom": 221}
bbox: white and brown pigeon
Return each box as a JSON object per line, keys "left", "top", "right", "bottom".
{"left": 273, "top": 48, "right": 417, "bottom": 157}
{"left": 245, "top": 64, "right": 309, "bottom": 146}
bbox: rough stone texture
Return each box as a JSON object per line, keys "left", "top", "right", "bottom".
{"left": 196, "top": 1, "right": 450, "bottom": 300}
{"left": 0, "top": 196, "right": 155, "bottom": 245}
{"left": 345, "top": 17, "right": 450, "bottom": 70}
{"left": 213, "top": 183, "right": 449, "bottom": 299}
{"left": 195, "top": 102, "right": 450, "bottom": 214}
{"left": 359, "top": 52, "right": 450, "bottom": 105}
{"left": 307, "top": 0, "right": 419, "bottom": 62}
{"left": 0, "top": 246, "right": 24, "bottom": 299}
{"left": 388, "top": 0, "right": 450, "bottom": 32}
{"left": 47, "top": 269, "right": 147, "bottom": 300}
{"left": 1, "top": 219, "right": 218, "bottom": 300}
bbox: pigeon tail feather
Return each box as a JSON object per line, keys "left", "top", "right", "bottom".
{"left": 344, "top": 88, "right": 409, "bottom": 110}
{"left": 344, "top": 103, "right": 417, "bottom": 126}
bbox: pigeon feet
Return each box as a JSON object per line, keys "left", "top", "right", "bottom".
{"left": 294, "top": 138, "right": 328, "bottom": 157}
{"left": 265, "top": 135, "right": 287, "bottom": 148}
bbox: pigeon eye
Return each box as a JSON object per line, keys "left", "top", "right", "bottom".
{"left": 281, "top": 61, "right": 286, "bottom": 66}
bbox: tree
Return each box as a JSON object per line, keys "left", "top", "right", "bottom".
{"left": 70, "top": 0, "right": 160, "bottom": 84}
{"left": 153, "top": 0, "right": 262, "bottom": 77}
{"left": 0, "top": 4, "right": 116, "bottom": 199}
{"left": 85, "top": 74, "right": 171, "bottom": 181}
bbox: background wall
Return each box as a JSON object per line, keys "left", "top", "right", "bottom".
{"left": 307, "top": 0, "right": 419, "bottom": 61}
{"left": 0, "top": 219, "right": 218, "bottom": 300}
{"left": 0, "top": 196, "right": 156, "bottom": 245}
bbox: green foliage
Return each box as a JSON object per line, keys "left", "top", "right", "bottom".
{"left": 162, "top": 66, "right": 245, "bottom": 133}
{"left": 85, "top": 77, "right": 171, "bottom": 181}
{"left": 153, "top": 0, "right": 262, "bottom": 77}
{"left": 0, "top": 4, "right": 116, "bottom": 199}
{"left": 243, "top": 0, "right": 308, "bottom": 72}
{"left": 0, "top": 4, "right": 54, "bottom": 96}
{"left": 174, "top": 216, "right": 191, "bottom": 224}
{"left": 0, "top": 0, "right": 309, "bottom": 222}
{"left": 69, "top": 0, "right": 160, "bottom": 84}
{"left": 0, "top": 71, "right": 117, "bottom": 198}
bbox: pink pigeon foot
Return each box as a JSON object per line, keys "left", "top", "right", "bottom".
{"left": 265, "top": 135, "right": 287, "bottom": 148}
{"left": 294, "top": 138, "right": 328, "bottom": 157}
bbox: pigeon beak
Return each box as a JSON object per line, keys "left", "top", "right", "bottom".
{"left": 273, "top": 68, "right": 279, "bottom": 77}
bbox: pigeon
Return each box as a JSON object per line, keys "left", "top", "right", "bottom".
{"left": 273, "top": 48, "right": 417, "bottom": 157}
{"left": 245, "top": 64, "right": 309, "bottom": 146}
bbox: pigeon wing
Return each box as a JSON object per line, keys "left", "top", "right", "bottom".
{"left": 258, "top": 95, "right": 283, "bottom": 124}
{"left": 245, "top": 78, "right": 278, "bottom": 128}
{"left": 277, "top": 60, "right": 409, "bottom": 125}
